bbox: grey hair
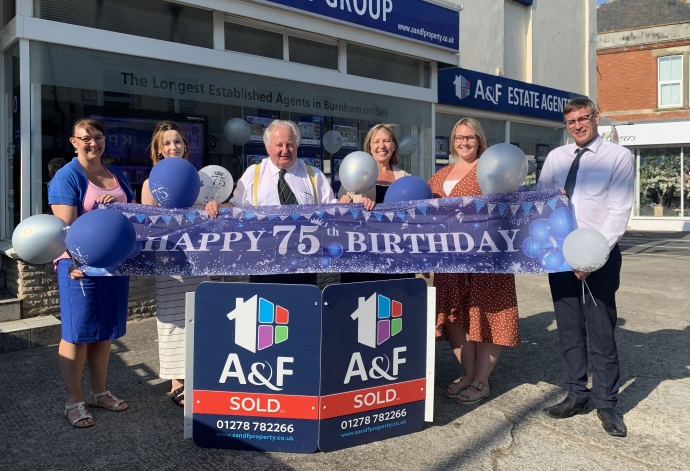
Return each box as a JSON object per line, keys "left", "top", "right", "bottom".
{"left": 263, "top": 120, "right": 301, "bottom": 149}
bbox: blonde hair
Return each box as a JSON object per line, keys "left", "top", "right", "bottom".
{"left": 149, "top": 121, "right": 190, "bottom": 165}
{"left": 449, "top": 117, "right": 488, "bottom": 159}
{"left": 363, "top": 124, "right": 401, "bottom": 166}
{"left": 263, "top": 120, "right": 301, "bottom": 149}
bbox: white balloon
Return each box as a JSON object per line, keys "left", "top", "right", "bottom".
{"left": 12, "top": 214, "right": 68, "bottom": 264}
{"left": 476, "top": 143, "right": 529, "bottom": 194}
{"left": 322, "top": 130, "right": 343, "bottom": 154}
{"left": 528, "top": 160, "right": 536, "bottom": 175}
{"left": 339, "top": 151, "right": 379, "bottom": 194}
{"left": 223, "top": 118, "right": 251, "bottom": 146}
{"left": 563, "top": 228, "right": 610, "bottom": 272}
{"left": 398, "top": 134, "right": 418, "bottom": 155}
{"left": 195, "top": 165, "right": 234, "bottom": 205}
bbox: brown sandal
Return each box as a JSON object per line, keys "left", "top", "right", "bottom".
{"left": 445, "top": 376, "right": 472, "bottom": 398}
{"left": 455, "top": 381, "right": 490, "bottom": 404}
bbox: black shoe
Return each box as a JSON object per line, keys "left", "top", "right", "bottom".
{"left": 542, "top": 397, "right": 588, "bottom": 419}
{"left": 597, "top": 408, "right": 627, "bottom": 437}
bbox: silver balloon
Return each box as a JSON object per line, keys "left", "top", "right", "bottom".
{"left": 322, "top": 130, "right": 343, "bottom": 154}
{"left": 12, "top": 214, "right": 68, "bottom": 264}
{"left": 397, "top": 134, "right": 418, "bottom": 155}
{"left": 527, "top": 160, "right": 536, "bottom": 175}
{"left": 476, "top": 143, "right": 529, "bottom": 194}
{"left": 562, "top": 228, "right": 610, "bottom": 272}
{"left": 223, "top": 118, "right": 251, "bottom": 146}
{"left": 339, "top": 151, "right": 379, "bottom": 194}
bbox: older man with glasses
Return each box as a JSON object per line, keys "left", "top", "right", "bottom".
{"left": 537, "top": 98, "right": 634, "bottom": 437}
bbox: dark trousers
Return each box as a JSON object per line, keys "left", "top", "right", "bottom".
{"left": 249, "top": 273, "right": 318, "bottom": 286}
{"left": 547, "top": 244, "right": 622, "bottom": 409}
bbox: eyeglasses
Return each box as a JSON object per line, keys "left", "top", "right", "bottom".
{"left": 72, "top": 135, "right": 105, "bottom": 144}
{"left": 454, "top": 135, "right": 478, "bottom": 143}
{"left": 564, "top": 113, "right": 595, "bottom": 129}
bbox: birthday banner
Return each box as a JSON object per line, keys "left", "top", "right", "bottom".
{"left": 89, "top": 190, "right": 573, "bottom": 276}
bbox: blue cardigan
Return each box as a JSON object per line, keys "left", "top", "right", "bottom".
{"left": 48, "top": 157, "right": 134, "bottom": 215}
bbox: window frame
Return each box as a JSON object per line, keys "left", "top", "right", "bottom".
{"left": 657, "top": 54, "right": 683, "bottom": 109}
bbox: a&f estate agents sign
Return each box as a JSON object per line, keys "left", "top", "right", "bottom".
{"left": 192, "top": 282, "right": 322, "bottom": 452}
{"left": 438, "top": 67, "right": 583, "bottom": 122}
{"left": 319, "top": 279, "right": 427, "bottom": 451}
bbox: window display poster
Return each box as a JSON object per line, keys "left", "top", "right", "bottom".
{"left": 331, "top": 121, "right": 359, "bottom": 149}
{"left": 535, "top": 144, "right": 550, "bottom": 162}
{"left": 332, "top": 157, "right": 343, "bottom": 182}
{"left": 244, "top": 143, "right": 268, "bottom": 169}
{"left": 243, "top": 111, "right": 280, "bottom": 143}
{"left": 435, "top": 136, "right": 449, "bottom": 159}
{"left": 298, "top": 147, "right": 323, "bottom": 169}
{"left": 292, "top": 114, "right": 323, "bottom": 147}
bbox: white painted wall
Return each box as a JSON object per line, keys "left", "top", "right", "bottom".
{"left": 455, "top": 0, "right": 595, "bottom": 97}
{"left": 504, "top": 0, "right": 530, "bottom": 82}
{"left": 454, "top": 0, "right": 505, "bottom": 74}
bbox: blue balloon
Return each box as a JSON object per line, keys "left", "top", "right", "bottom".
{"left": 548, "top": 207, "right": 575, "bottom": 241}
{"left": 65, "top": 209, "right": 137, "bottom": 268}
{"left": 383, "top": 176, "right": 433, "bottom": 203}
{"left": 522, "top": 237, "right": 555, "bottom": 259}
{"left": 328, "top": 242, "right": 344, "bottom": 259}
{"left": 559, "top": 260, "right": 573, "bottom": 272}
{"left": 529, "top": 218, "right": 551, "bottom": 243}
{"left": 539, "top": 247, "right": 565, "bottom": 271}
{"left": 148, "top": 158, "right": 201, "bottom": 208}
{"left": 126, "top": 242, "right": 142, "bottom": 259}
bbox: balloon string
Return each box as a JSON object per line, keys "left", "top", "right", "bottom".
{"left": 66, "top": 249, "right": 86, "bottom": 297}
{"left": 581, "top": 279, "right": 597, "bottom": 307}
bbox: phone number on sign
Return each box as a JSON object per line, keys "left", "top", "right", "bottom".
{"left": 216, "top": 420, "right": 294, "bottom": 433}
{"left": 341, "top": 408, "right": 407, "bottom": 430}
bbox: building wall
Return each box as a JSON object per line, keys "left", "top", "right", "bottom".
{"left": 598, "top": 38, "right": 690, "bottom": 121}
{"left": 0, "top": 254, "right": 156, "bottom": 320}
{"left": 458, "top": 0, "right": 595, "bottom": 97}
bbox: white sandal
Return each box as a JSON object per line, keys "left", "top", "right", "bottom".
{"left": 86, "top": 390, "right": 128, "bottom": 412}
{"left": 64, "top": 402, "right": 94, "bottom": 428}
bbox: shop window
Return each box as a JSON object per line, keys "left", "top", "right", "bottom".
{"left": 509, "top": 122, "right": 563, "bottom": 187}
{"left": 34, "top": 0, "right": 213, "bottom": 48}
{"left": 3, "top": 0, "right": 15, "bottom": 26}
{"left": 288, "top": 36, "right": 338, "bottom": 70}
{"left": 658, "top": 55, "right": 682, "bottom": 108}
{"left": 638, "top": 147, "right": 681, "bottom": 217}
{"left": 4, "top": 44, "right": 20, "bottom": 237}
{"left": 347, "top": 44, "right": 430, "bottom": 88}
{"left": 225, "top": 21, "right": 284, "bottom": 60}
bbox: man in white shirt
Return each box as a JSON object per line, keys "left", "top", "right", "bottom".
{"left": 205, "top": 119, "right": 337, "bottom": 284}
{"left": 537, "top": 98, "right": 634, "bottom": 437}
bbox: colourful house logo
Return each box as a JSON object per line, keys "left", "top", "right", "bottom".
{"left": 351, "top": 293, "right": 402, "bottom": 349}
{"left": 227, "top": 295, "right": 289, "bottom": 353}
{"left": 453, "top": 75, "right": 471, "bottom": 100}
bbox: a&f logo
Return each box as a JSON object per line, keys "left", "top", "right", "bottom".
{"left": 453, "top": 75, "right": 471, "bottom": 100}
{"left": 219, "top": 296, "right": 293, "bottom": 391}
{"left": 351, "top": 293, "right": 402, "bottom": 348}
{"left": 227, "top": 295, "right": 289, "bottom": 352}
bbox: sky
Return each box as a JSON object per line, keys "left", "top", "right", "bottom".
{"left": 597, "top": 0, "right": 609, "bottom": 4}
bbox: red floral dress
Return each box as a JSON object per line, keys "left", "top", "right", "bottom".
{"left": 429, "top": 165, "right": 520, "bottom": 347}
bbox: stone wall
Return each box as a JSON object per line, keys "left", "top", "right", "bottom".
{"left": 0, "top": 254, "right": 156, "bottom": 320}
{"left": 0, "top": 253, "right": 342, "bottom": 320}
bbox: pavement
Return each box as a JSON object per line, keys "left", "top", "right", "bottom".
{"left": 1, "top": 232, "right": 689, "bottom": 471}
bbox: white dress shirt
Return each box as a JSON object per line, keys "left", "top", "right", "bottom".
{"left": 231, "top": 158, "right": 337, "bottom": 206}
{"left": 537, "top": 135, "right": 634, "bottom": 249}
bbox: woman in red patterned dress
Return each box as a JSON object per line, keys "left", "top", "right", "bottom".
{"left": 428, "top": 118, "right": 520, "bottom": 404}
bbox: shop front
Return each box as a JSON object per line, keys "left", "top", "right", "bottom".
{"left": 0, "top": 0, "right": 459, "bottom": 320}
{"left": 600, "top": 121, "right": 690, "bottom": 231}
{"left": 434, "top": 67, "right": 581, "bottom": 186}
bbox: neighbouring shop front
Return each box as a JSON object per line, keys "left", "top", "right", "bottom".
{"left": 600, "top": 121, "right": 690, "bottom": 231}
